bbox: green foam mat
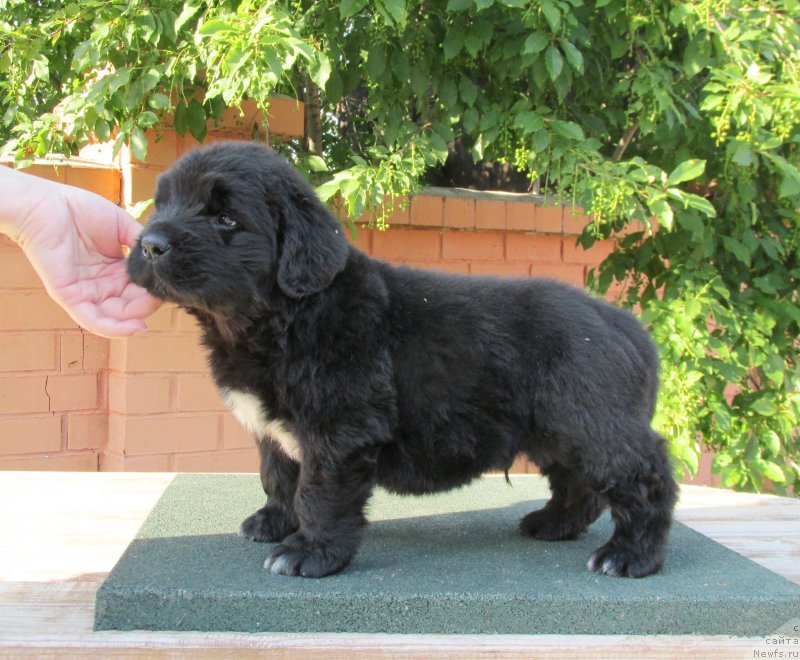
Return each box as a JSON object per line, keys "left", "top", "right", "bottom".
{"left": 94, "top": 474, "right": 800, "bottom": 635}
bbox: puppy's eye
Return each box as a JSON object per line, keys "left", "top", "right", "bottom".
{"left": 215, "top": 214, "right": 237, "bottom": 229}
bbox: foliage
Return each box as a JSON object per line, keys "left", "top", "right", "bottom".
{"left": 1, "top": 0, "right": 798, "bottom": 493}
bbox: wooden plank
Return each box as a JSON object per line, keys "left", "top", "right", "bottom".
{"left": 0, "top": 472, "right": 797, "bottom": 658}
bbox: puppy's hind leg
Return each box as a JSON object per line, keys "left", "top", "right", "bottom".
{"left": 239, "top": 439, "right": 300, "bottom": 543}
{"left": 588, "top": 431, "right": 678, "bottom": 578}
{"left": 520, "top": 464, "right": 607, "bottom": 541}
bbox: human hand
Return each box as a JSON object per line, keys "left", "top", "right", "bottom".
{"left": 1, "top": 168, "right": 162, "bottom": 337}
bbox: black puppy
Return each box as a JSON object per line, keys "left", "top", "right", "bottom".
{"left": 128, "top": 141, "right": 677, "bottom": 579}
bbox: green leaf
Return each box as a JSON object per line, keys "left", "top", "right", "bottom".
{"left": 650, "top": 198, "right": 674, "bottom": 231}
{"left": 721, "top": 236, "right": 751, "bottom": 266}
{"left": 459, "top": 76, "right": 478, "bottom": 106}
{"left": 444, "top": 28, "right": 465, "bottom": 61}
{"left": 446, "top": 0, "right": 472, "bottom": 9}
{"left": 128, "top": 198, "right": 154, "bottom": 220}
{"left": 753, "top": 459, "right": 786, "bottom": 483}
{"left": 94, "top": 119, "right": 111, "bottom": 142}
{"left": 148, "top": 92, "right": 170, "bottom": 110}
{"left": 306, "top": 155, "right": 328, "bottom": 172}
{"left": 683, "top": 192, "right": 716, "bottom": 217}
{"left": 513, "top": 111, "right": 544, "bottom": 134}
{"left": 340, "top": 0, "right": 369, "bottom": 18}
{"left": 316, "top": 179, "right": 340, "bottom": 202}
{"left": 751, "top": 397, "right": 778, "bottom": 416}
{"left": 731, "top": 142, "right": 754, "bottom": 167}
{"left": 544, "top": 45, "right": 563, "bottom": 80}
{"left": 186, "top": 98, "right": 207, "bottom": 142}
{"left": 130, "top": 126, "right": 148, "bottom": 161}
{"left": 310, "top": 53, "right": 332, "bottom": 89}
{"left": 173, "top": 101, "right": 188, "bottom": 135}
{"left": 667, "top": 159, "right": 706, "bottom": 186}
{"left": 137, "top": 110, "right": 159, "bottom": 128}
{"left": 763, "top": 430, "right": 782, "bottom": 457}
{"left": 550, "top": 120, "right": 584, "bottom": 141}
{"left": 198, "top": 18, "right": 235, "bottom": 36}
{"left": 523, "top": 32, "right": 549, "bottom": 55}
{"left": 175, "top": 2, "right": 200, "bottom": 32}
{"left": 560, "top": 40, "right": 584, "bottom": 73}
{"left": 541, "top": 0, "right": 561, "bottom": 32}
{"left": 378, "top": 0, "right": 407, "bottom": 26}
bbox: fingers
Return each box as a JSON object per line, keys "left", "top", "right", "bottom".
{"left": 117, "top": 208, "right": 144, "bottom": 248}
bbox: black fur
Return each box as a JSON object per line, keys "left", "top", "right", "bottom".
{"left": 128, "top": 141, "right": 678, "bottom": 579}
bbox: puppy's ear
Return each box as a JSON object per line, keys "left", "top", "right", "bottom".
{"left": 276, "top": 193, "right": 349, "bottom": 298}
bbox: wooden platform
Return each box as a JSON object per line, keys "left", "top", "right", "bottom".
{"left": 1, "top": 471, "right": 798, "bottom": 658}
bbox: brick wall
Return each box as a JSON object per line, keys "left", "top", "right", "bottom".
{"left": 0, "top": 165, "right": 116, "bottom": 470}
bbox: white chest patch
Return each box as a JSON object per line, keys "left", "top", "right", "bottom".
{"left": 222, "top": 389, "right": 302, "bottom": 461}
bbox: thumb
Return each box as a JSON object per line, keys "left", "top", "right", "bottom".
{"left": 117, "top": 208, "right": 144, "bottom": 248}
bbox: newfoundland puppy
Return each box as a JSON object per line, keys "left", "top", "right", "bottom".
{"left": 128, "top": 141, "right": 677, "bottom": 579}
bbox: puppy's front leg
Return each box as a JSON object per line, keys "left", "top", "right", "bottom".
{"left": 239, "top": 439, "right": 300, "bottom": 543}
{"left": 265, "top": 448, "right": 378, "bottom": 578}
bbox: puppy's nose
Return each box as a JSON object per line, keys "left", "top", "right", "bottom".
{"left": 140, "top": 233, "right": 172, "bottom": 260}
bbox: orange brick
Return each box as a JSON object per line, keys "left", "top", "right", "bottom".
{"left": 223, "top": 412, "right": 255, "bottom": 449}
{"left": 141, "top": 303, "right": 176, "bottom": 333}
{"left": 563, "top": 207, "right": 591, "bottom": 235}
{"left": 100, "top": 451, "right": 125, "bottom": 471}
{"left": 122, "top": 453, "right": 172, "bottom": 472}
{"left": 64, "top": 167, "right": 121, "bottom": 202}
{"left": 410, "top": 195, "right": 444, "bottom": 227}
{"left": 385, "top": 197, "right": 410, "bottom": 226}
{"left": 0, "top": 292, "right": 77, "bottom": 331}
{"left": 109, "top": 334, "right": 208, "bottom": 373}
{"left": 82, "top": 333, "right": 110, "bottom": 370}
{"left": 108, "top": 373, "right": 171, "bottom": 414}
{"left": 267, "top": 97, "right": 305, "bottom": 138}
{"left": 60, "top": 332, "right": 84, "bottom": 371}
{"left": 506, "top": 202, "right": 536, "bottom": 231}
{"left": 0, "top": 415, "right": 62, "bottom": 455}
{"left": 534, "top": 205, "right": 564, "bottom": 234}
{"left": 372, "top": 228, "right": 441, "bottom": 262}
{"left": 125, "top": 165, "right": 162, "bottom": 209}
{"left": 443, "top": 197, "right": 475, "bottom": 229}
{"left": 0, "top": 376, "right": 50, "bottom": 414}
{"left": 176, "top": 374, "right": 226, "bottom": 412}
{"left": 131, "top": 129, "right": 179, "bottom": 167}
{"left": 0, "top": 250, "right": 43, "bottom": 288}
{"left": 175, "top": 447, "right": 259, "bottom": 473}
{"left": 531, "top": 262, "right": 586, "bottom": 287}
{"left": 0, "top": 452, "right": 97, "bottom": 471}
{"left": 399, "top": 261, "right": 470, "bottom": 275}
{"left": 349, "top": 226, "right": 373, "bottom": 254}
{"left": 475, "top": 200, "right": 506, "bottom": 230}
{"left": 26, "top": 164, "right": 67, "bottom": 185}
{"left": 563, "top": 238, "right": 615, "bottom": 266}
{"left": 67, "top": 413, "right": 107, "bottom": 451}
{"left": 0, "top": 333, "right": 58, "bottom": 371}
{"left": 470, "top": 262, "right": 531, "bottom": 278}
{"left": 506, "top": 234, "right": 563, "bottom": 262}
{"left": 46, "top": 373, "right": 99, "bottom": 411}
{"left": 442, "top": 231, "right": 505, "bottom": 261}
{"left": 118, "top": 413, "right": 220, "bottom": 456}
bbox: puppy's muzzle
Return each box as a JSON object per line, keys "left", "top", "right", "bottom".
{"left": 140, "top": 232, "right": 172, "bottom": 260}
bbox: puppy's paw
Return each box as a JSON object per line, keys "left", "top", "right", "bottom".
{"left": 239, "top": 504, "right": 297, "bottom": 543}
{"left": 587, "top": 542, "right": 663, "bottom": 578}
{"left": 519, "top": 509, "right": 584, "bottom": 541}
{"left": 264, "top": 533, "right": 352, "bottom": 578}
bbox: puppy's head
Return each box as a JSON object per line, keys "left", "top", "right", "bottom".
{"left": 127, "top": 141, "right": 349, "bottom": 321}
